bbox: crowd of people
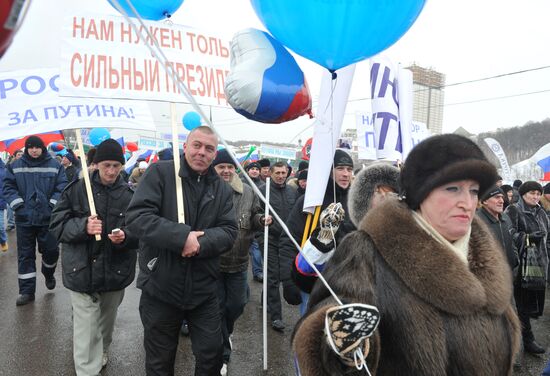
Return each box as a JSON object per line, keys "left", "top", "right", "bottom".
{"left": 0, "top": 130, "right": 549, "bottom": 376}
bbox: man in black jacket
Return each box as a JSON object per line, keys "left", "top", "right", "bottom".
{"left": 50, "top": 138, "right": 138, "bottom": 375}
{"left": 476, "top": 186, "right": 519, "bottom": 272}
{"left": 259, "top": 161, "right": 296, "bottom": 331}
{"left": 126, "top": 126, "right": 238, "bottom": 376}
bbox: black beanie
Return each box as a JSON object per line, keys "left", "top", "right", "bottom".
{"left": 400, "top": 134, "right": 498, "bottom": 210}
{"left": 212, "top": 149, "right": 236, "bottom": 167}
{"left": 518, "top": 181, "right": 543, "bottom": 197}
{"left": 25, "top": 135, "right": 46, "bottom": 151}
{"left": 481, "top": 185, "right": 504, "bottom": 202}
{"left": 544, "top": 183, "right": 550, "bottom": 195}
{"left": 298, "top": 169, "right": 308, "bottom": 181}
{"left": 258, "top": 158, "right": 270, "bottom": 168}
{"left": 334, "top": 149, "right": 353, "bottom": 168}
{"left": 513, "top": 179, "right": 523, "bottom": 188}
{"left": 245, "top": 161, "right": 261, "bottom": 171}
{"left": 298, "top": 161, "right": 309, "bottom": 171}
{"left": 93, "top": 139, "right": 125, "bottom": 164}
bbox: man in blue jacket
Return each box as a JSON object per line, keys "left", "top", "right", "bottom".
{"left": 3, "top": 135, "right": 67, "bottom": 306}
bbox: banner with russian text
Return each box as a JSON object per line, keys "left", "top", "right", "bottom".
{"left": 0, "top": 68, "right": 155, "bottom": 141}
{"left": 59, "top": 14, "right": 231, "bottom": 106}
{"left": 484, "top": 137, "right": 512, "bottom": 181}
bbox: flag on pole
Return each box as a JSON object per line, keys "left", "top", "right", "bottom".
{"left": 532, "top": 142, "right": 550, "bottom": 181}
{"left": 3, "top": 130, "right": 64, "bottom": 155}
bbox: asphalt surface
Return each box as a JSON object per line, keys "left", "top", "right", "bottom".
{"left": 0, "top": 228, "right": 549, "bottom": 375}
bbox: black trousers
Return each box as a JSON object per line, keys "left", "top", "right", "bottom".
{"left": 262, "top": 240, "right": 282, "bottom": 321}
{"left": 139, "top": 292, "right": 223, "bottom": 376}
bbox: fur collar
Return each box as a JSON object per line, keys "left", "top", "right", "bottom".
{"left": 229, "top": 174, "right": 243, "bottom": 194}
{"left": 361, "top": 198, "right": 512, "bottom": 315}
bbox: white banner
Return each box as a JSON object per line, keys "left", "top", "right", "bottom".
{"left": 59, "top": 14, "right": 231, "bottom": 106}
{"left": 356, "top": 114, "right": 429, "bottom": 161}
{"left": 260, "top": 144, "right": 296, "bottom": 160}
{"left": 0, "top": 68, "right": 155, "bottom": 141}
{"left": 484, "top": 137, "right": 512, "bottom": 180}
{"left": 397, "top": 67, "right": 414, "bottom": 160}
{"left": 138, "top": 135, "right": 172, "bottom": 151}
{"left": 303, "top": 64, "right": 356, "bottom": 213}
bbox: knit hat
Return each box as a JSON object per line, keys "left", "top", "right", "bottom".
{"left": 245, "top": 161, "right": 261, "bottom": 171}
{"left": 348, "top": 163, "right": 400, "bottom": 226}
{"left": 258, "top": 158, "right": 270, "bottom": 168}
{"left": 298, "top": 169, "right": 308, "bottom": 181}
{"left": 400, "top": 134, "right": 498, "bottom": 210}
{"left": 518, "top": 181, "right": 543, "bottom": 197}
{"left": 25, "top": 136, "right": 47, "bottom": 154}
{"left": 481, "top": 185, "right": 504, "bottom": 202}
{"left": 544, "top": 183, "right": 550, "bottom": 195}
{"left": 298, "top": 160, "right": 309, "bottom": 171}
{"left": 138, "top": 161, "right": 149, "bottom": 169}
{"left": 64, "top": 149, "right": 77, "bottom": 164}
{"left": 513, "top": 179, "right": 523, "bottom": 188}
{"left": 212, "top": 149, "right": 236, "bottom": 167}
{"left": 334, "top": 149, "right": 354, "bottom": 168}
{"left": 93, "top": 139, "right": 125, "bottom": 164}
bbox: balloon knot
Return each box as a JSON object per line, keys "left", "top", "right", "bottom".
{"left": 330, "top": 70, "right": 337, "bottom": 80}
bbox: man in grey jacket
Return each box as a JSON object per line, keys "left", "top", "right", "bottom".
{"left": 126, "top": 126, "right": 238, "bottom": 376}
{"left": 212, "top": 149, "right": 271, "bottom": 375}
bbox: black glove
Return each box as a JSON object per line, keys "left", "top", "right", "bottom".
{"left": 529, "top": 231, "right": 546, "bottom": 242}
{"left": 282, "top": 280, "right": 302, "bottom": 305}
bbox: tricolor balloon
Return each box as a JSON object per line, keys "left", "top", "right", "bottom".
{"left": 224, "top": 28, "right": 312, "bottom": 124}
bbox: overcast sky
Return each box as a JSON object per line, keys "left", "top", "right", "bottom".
{"left": 2, "top": 0, "right": 550, "bottom": 144}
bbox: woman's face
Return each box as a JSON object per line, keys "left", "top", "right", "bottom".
{"left": 507, "top": 190, "right": 513, "bottom": 201}
{"left": 522, "top": 190, "right": 541, "bottom": 207}
{"left": 419, "top": 179, "right": 479, "bottom": 242}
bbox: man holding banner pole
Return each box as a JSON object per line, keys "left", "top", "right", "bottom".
{"left": 126, "top": 126, "right": 238, "bottom": 376}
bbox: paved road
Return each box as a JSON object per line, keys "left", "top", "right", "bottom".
{"left": 0, "top": 228, "right": 549, "bottom": 375}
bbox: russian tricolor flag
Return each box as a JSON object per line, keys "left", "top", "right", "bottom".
{"left": 533, "top": 142, "right": 550, "bottom": 181}
{"left": 0, "top": 131, "right": 64, "bottom": 155}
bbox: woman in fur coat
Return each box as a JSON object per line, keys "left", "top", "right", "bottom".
{"left": 292, "top": 134, "right": 520, "bottom": 376}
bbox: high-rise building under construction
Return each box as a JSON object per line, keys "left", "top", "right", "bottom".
{"left": 406, "top": 64, "right": 445, "bottom": 135}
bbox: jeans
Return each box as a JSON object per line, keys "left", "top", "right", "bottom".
{"left": 299, "top": 291, "right": 309, "bottom": 317}
{"left": 543, "top": 358, "right": 550, "bottom": 376}
{"left": 0, "top": 209, "right": 6, "bottom": 244}
{"left": 6, "top": 206, "right": 14, "bottom": 228}
{"left": 217, "top": 270, "right": 249, "bottom": 363}
{"left": 249, "top": 240, "right": 263, "bottom": 277}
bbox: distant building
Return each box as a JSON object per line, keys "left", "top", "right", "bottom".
{"left": 406, "top": 64, "right": 446, "bottom": 135}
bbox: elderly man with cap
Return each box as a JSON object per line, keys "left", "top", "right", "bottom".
{"left": 212, "top": 149, "right": 271, "bottom": 375}
{"left": 125, "top": 126, "right": 238, "bottom": 375}
{"left": 61, "top": 149, "right": 81, "bottom": 183}
{"left": 476, "top": 186, "right": 519, "bottom": 273}
{"left": 258, "top": 158, "right": 271, "bottom": 182}
{"left": 3, "top": 135, "right": 67, "bottom": 306}
{"left": 279, "top": 150, "right": 357, "bottom": 315}
{"left": 50, "top": 138, "right": 138, "bottom": 375}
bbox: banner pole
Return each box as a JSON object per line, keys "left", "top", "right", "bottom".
{"left": 171, "top": 103, "right": 185, "bottom": 223}
{"left": 75, "top": 129, "right": 100, "bottom": 241}
{"left": 262, "top": 177, "right": 271, "bottom": 371}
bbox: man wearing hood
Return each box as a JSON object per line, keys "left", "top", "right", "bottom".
{"left": 3, "top": 135, "right": 67, "bottom": 306}
{"left": 279, "top": 150, "right": 357, "bottom": 314}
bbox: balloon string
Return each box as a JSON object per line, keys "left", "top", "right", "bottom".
{"left": 109, "top": 0, "right": 344, "bottom": 308}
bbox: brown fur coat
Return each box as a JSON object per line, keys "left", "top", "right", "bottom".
{"left": 293, "top": 198, "right": 520, "bottom": 376}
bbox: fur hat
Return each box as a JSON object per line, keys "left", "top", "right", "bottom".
{"left": 334, "top": 149, "right": 354, "bottom": 168}
{"left": 518, "top": 181, "right": 543, "bottom": 197}
{"left": 258, "top": 158, "right": 270, "bottom": 168}
{"left": 245, "top": 161, "right": 261, "bottom": 171}
{"left": 513, "top": 179, "right": 523, "bottom": 188}
{"left": 298, "top": 160, "right": 309, "bottom": 171}
{"left": 400, "top": 134, "right": 498, "bottom": 210}
{"left": 481, "top": 185, "right": 504, "bottom": 202}
{"left": 348, "top": 163, "right": 400, "bottom": 226}
{"left": 212, "top": 149, "right": 236, "bottom": 167}
{"left": 298, "top": 169, "right": 308, "bottom": 181}
{"left": 544, "top": 183, "right": 550, "bottom": 195}
{"left": 24, "top": 136, "right": 47, "bottom": 156}
{"left": 93, "top": 139, "right": 125, "bottom": 164}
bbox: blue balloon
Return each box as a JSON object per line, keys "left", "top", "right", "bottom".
{"left": 182, "top": 111, "right": 202, "bottom": 131}
{"left": 250, "top": 0, "right": 426, "bottom": 71}
{"left": 108, "top": 0, "right": 184, "bottom": 21}
{"left": 89, "top": 128, "right": 111, "bottom": 146}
